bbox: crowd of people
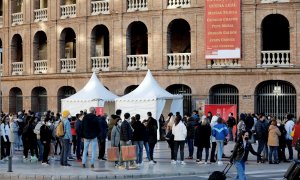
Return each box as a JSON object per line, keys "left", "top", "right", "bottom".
{"left": 1, "top": 108, "right": 300, "bottom": 178}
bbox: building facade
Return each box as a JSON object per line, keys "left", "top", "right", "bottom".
{"left": 0, "top": 0, "right": 299, "bottom": 119}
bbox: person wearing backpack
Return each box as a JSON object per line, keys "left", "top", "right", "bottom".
{"left": 60, "top": 110, "right": 72, "bottom": 166}
{"left": 292, "top": 117, "right": 300, "bottom": 160}
{"left": 34, "top": 118, "right": 45, "bottom": 161}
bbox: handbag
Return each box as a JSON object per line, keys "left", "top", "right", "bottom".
{"left": 121, "top": 145, "right": 136, "bottom": 161}
{"left": 165, "top": 130, "right": 174, "bottom": 140}
{"left": 107, "top": 147, "right": 119, "bottom": 162}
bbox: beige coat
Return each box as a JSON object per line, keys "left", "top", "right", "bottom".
{"left": 268, "top": 125, "right": 281, "bottom": 146}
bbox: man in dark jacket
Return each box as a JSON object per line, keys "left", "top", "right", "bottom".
{"left": 132, "top": 114, "right": 145, "bottom": 165}
{"left": 81, "top": 107, "right": 101, "bottom": 168}
{"left": 75, "top": 114, "right": 83, "bottom": 161}
{"left": 186, "top": 113, "right": 196, "bottom": 159}
{"left": 98, "top": 113, "right": 108, "bottom": 160}
{"left": 254, "top": 113, "right": 269, "bottom": 163}
{"left": 227, "top": 112, "right": 236, "bottom": 141}
{"left": 146, "top": 112, "right": 158, "bottom": 165}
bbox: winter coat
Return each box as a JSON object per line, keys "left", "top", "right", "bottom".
{"left": 194, "top": 123, "right": 211, "bottom": 148}
{"left": 212, "top": 123, "right": 228, "bottom": 141}
{"left": 40, "top": 124, "right": 54, "bottom": 144}
{"left": 230, "top": 141, "right": 259, "bottom": 162}
{"left": 81, "top": 113, "right": 101, "bottom": 139}
{"left": 147, "top": 117, "right": 158, "bottom": 144}
{"left": 292, "top": 124, "right": 300, "bottom": 146}
{"left": 227, "top": 116, "right": 236, "bottom": 128}
{"left": 186, "top": 117, "right": 196, "bottom": 139}
{"left": 237, "top": 120, "right": 246, "bottom": 136}
{"left": 108, "top": 115, "right": 121, "bottom": 141}
{"left": 255, "top": 119, "right": 269, "bottom": 140}
{"left": 0, "top": 123, "right": 10, "bottom": 142}
{"left": 63, "top": 119, "right": 72, "bottom": 140}
{"left": 120, "top": 120, "right": 133, "bottom": 141}
{"left": 75, "top": 119, "right": 82, "bottom": 138}
{"left": 278, "top": 124, "right": 287, "bottom": 147}
{"left": 111, "top": 125, "right": 121, "bottom": 147}
{"left": 210, "top": 116, "right": 218, "bottom": 142}
{"left": 285, "top": 119, "right": 295, "bottom": 140}
{"left": 172, "top": 121, "right": 187, "bottom": 141}
{"left": 34, "top": 121, "right": 44, "bottom": 140}
{"left": 98, "top": 116, "right": 108, "bottom": 140}
{"left": 267, "top": 125, "right": 281, "bottom": 146}
{"left": 132, "top": 121, "right": 145, "bottom": 141}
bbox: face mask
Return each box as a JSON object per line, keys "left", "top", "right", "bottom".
{"left": 277, "top": 123, "right": 280, "bottom": 126}
{"left": 46, "top": 122, "right": 51, "bottom": 126}
{"left": 68, "top": 115, "right": 72, "bottom": 119}
{"left": 244, "top": 137, "right": 249, "bottom": 141}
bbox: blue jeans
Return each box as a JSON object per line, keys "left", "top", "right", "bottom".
{"left": 257, "top": 139, "right": 268, "bottom": 161}
{"left": 82, "top": 138, "right": 97, "bottom": 165}
{"left": 37, "top": 139, "right": 44, "bottom": 161}
{"left": 286, "top": 140, "right": 293, "bottom": 160}
{"left": 234, "top": 160, "right": 246, "bottom": 180}
{"left": 228, "top": 127, "right": 233, "bottom": 141}
{"left": 133, "top": 141, "right": 143, "bottom": 164}
{"left": 216, "top": 140, "right": 224, "bottom": 161}
{"left": 76, "top": 136, "right": 82, "bottom": 160}
{"left": 269, "top": 146, "right": 278, "bottom": 162}
{"left": 143, "top": 142, "right": 150, "bottom": 161}
{"left": 174, "top": 141, "right": 185, "bottom": 161}
{"left": 187, "top": 138, "right": 194, "bottom": 157}
{"left": 60, "top": 139, "right": 71, "bottom": 165}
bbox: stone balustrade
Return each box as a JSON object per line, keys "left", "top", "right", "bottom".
{"left": 91, "top": 0, "right": 110, "bottom": 15}
{"left": 260, "top": 50, "right": 292, "bottom": 67}
{"left": 207, "top": 59, "right": 241, "bottom": 68}
{"left": 12, "top": 12, "right": 23, "bottom": 25}
{"left": 167, "top": 0, "right": 191, "bottom": 9}
{"left": 60, "top": 58, "right": 76, "bottom": 72}
{"left": 167, "top": 53, "right": 191, "bottom": 69}
{"left": 127, "top": 0, "right": 148, "bottom": 12}
{"left": 34, "top": 8, "right": 48, "bottom": 22}
{"left": 91, "top": 56, "right": 109, "bottom": 71}
{"left": 61, "top": 4, "right": 76, "bottom": 19}
{"left": 34, "top": 60, "right": 48, "bottom": 74}
{"left": 12, "top": 62, "right": 24, "bottom": 75}
{"left": 127, "top": 54, "right": 148, "bottom": 70}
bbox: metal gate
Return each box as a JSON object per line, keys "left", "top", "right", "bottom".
{"left": 166, "top": 84, "right": 192, "bottom": 114}
{"left": 255, "top": 80, "right": 296, "bottom": 120}
{"left": 9, "top": 88, "right": 23, "bottom": 113}
{"left": 57, "top": 86, "right": 76, "bottom": 113}
{"left": 31, "top": 87, "right": 47, "bottom": 113}
{"left": 209, "top": 84, "right": 239, "bottom": 111}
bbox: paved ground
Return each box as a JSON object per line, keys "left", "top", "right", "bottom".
{"left": 0, "top": 141, "right": 293, "bottom": 179}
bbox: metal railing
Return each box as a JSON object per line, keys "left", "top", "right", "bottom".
{"left": 259, "top": 50, "right": 292, "bottom": 67}
{"left": 34, "top": 60, "right": 48, "bottom": 74}
{"left": 167, "top": 0, "right": 191, "bottom": 9}
{"left": 34, "top": 8, "right": 48, "bottom": 22}
{"left": 12, "top": 62, "right": 24, "bottom": 75}
{"left": 167, "top": 53, "right": 191, "bottom": 69}
{"left": 12, "top": 12, "right": 23, "bottom": 25}
{"left": 60, "top": 4, "right": 76, "bottom": 19}
{"left": 60, "top": 58, "right": 76, "bottom": 73}
{"left": 91, "top": 0, "right": 110, "bottom": 15}
{"left": 91, "top": 56, "right": 109, "bottom": 71}
{"left": 127, "top": 54, "right": 148, "bottom": 70}
{"left": 127, "top": 0, "right": 148, "bottom": 12}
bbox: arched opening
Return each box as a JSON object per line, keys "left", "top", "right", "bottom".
{"left": 33, "top": 0, "right": 47, "bottom": 9}
{"left": 0, "top": 0, "right": 3, "bottom": 17}
{"left": 124, "top": 85, "right": 138, "bottom": 95}
{"left": 12, "top": 0, "right": 23, "bottom": 13}
{"left": 167, "top": 19, "right": 191, "bottom": 54}
{"left": 9, "top": 87, "right": 23, "bottom": 113}
{"left": 262, "top": 14, "right": 289, "bottom": 51}
{"left": 255, "top": 80, "right": 296, "bottom": 120}
{"left": 0, "top": 39, "right": 3, "bottom": 67}
{"left": 166, "top": 84, "right": 192, "bottom": 114}
{"left": 57, "top": 86, "right": 76, "bottom": 113}
{"left": 11, "top": 34, "right": 23, "bottom": 63}
{"left": 33, "top": 31, "right": 47, "bottom": 61}
{"left": 60, "top": 28, "right": 76, "bottom": 59}
{"left": 126, "top": 21, "right": 148, "bottom": 55}
{"left": 31, "top": 87, "right": 47, "bottom": 113}
{"left": 60, "top": 0, "right": 76, "bottom": 5}
{"left": 209, "top": 84, "right": 239, "bottom": 113}
{"left": 91, "top": 25, "right": 109, "bottom": 57}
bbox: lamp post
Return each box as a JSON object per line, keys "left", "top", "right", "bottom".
{"left": 273, "top": 86, "right": 281, "bottom": 120}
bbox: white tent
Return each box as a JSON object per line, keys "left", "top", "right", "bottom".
{"left": 61, "top": 72, "right": 119, "bottom": 115}
{"left": 115, "top": 70, "right": 183, "bottom": 139}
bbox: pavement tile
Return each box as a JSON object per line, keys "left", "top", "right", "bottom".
{"left": 26, "top": 175, "right": 36, "bottom": 179}
{"left": 69, "top": 175, "right": 78, "bottom": 180}
{"left": 78, "top": 175, "right": 88, "bottom": 180}
{"left": 10, "top": 174, "right": 20, "bottom": 180}
{"left": 43, "top": 175, "right": 53, "bottom": 180}
{"left": 36, "top": 175, "right": 44, "bottom": 180}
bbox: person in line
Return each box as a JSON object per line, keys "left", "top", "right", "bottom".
{"left": 194, "top": 117, "right": 211, "bottom": 164}
{"left": 98, "top": 113, "right": 108, "bottom": 160}
{"left": 81, "top": 107, "right": 101, "bottom": 168}
{"left": 212, "top": 117, "right": 228, "bottom": 165}
{"left": 230, "top": 131, "right": 261, "bottom": 180}
{"left": 285, "top": 114, "right": 295, "bottom": 161}
{"left": 292, "top": 117, "right": 300, "bottom": 160}
{"left": 172, "top": 115, "right": 187, "bottom": 165}
{"left": 227, "top": 112, "right": 236, "bottom": 141}
{"left": 210, "top": 113, "right": 219, "bottom": 163}
{"left": 267, "top": 119, "right": 281, "bottom": 164}
{"left": 185, "top": 112, "right": 196, "bottom": 159}
{"left": 132, "top": 114, "right": 145, "bottom": 166}
{"left": 60, "top": 110, "right": 72, "bottom": 167}
{"left": 111, "top": 118, "right": 121, "bottom": 167}
{"left": 22, "top": 116, "right": 38, "bottom": 163}
{"left": 142, "top": 119, "right": 151, "bottom": 162}
{"left": 40, "top": 116, "right": 54, "bottom": 165}
{"left": 108, "top": 109, "right": 122, "bottom": 141}
{"left": 54, "top": 113, "right": 62, "bottom": 155}
{"left": 165, "top": 113, "right": 175, "bottom": 163}
{"left": 255, "top": 113, "right": 269, "bottom": 163}
{"left": 1, "top": 116, "right": 11, "bottom": 160}
{"left": 75, "top": 113, "right": 83, "bottom": 161}
{"left": 146, "top": 112, "right": 158, "bottom": 165}
{"left": 34, "top": 118, "right": 44, "bottom": 162}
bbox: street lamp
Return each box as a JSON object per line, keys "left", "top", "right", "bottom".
{"left": 273, "top": 86, "right": 281, "bottom": 120}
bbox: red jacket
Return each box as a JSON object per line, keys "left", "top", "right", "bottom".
{"left": 292, "top": 124, "right": 300, "bottom": 146}
{"left": 70, "top": 121, "right": 76, "bottom": 136}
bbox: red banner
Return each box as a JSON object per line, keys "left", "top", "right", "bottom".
{"left": 95, "top": 107, "right": 104, "bottom": 116}
{"left": 205, "top": 0, "right": 241, "bottom": 59}
{"left": 204, "top": 104, "right": 237, "bottom": 121}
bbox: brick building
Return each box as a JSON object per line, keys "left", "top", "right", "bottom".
{"left": 0, "top": 0, "right": 299, "bottom": 119}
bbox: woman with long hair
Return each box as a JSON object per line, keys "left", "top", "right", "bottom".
{"left": 230, "top": 131, "right": 261, "bottom": 180}
{"left": 165, "top": 113, "right": 175, "bottom": 163}
{"left": 267, "top": 119, "right": 281, "bottom": 164}
{"left": 0, "top": 116, "right": 11, "bottom": 160}
{"left": 194, "top": 117, "right": 211, "bottom": 164}
{"left": 172, "top": 115, "right": 187, "bottom": 165}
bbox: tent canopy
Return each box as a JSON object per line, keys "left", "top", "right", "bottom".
{"left": 61, "top": 72, "right": 119, "bottom": 115}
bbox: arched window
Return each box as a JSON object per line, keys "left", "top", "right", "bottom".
{"left": 11, "top": 34, "right": 23, "bottom": 63}
{"left": 124, "top": 85, "right": 138, "bottom": 95}
{"left": 57, "top": 86, "right": 76, "bottom": 112}
{"left": 31, "top": 87, "right": 47, "bottom": 113}
{"left": 255, "top": 80, "right": 296, "bottom": 120}
{"left": 9, "top": 87, "right": 23, "bottom": 113}
{"left": 126, "top": 21, "right": 148, "bottom": 55}
{"left": 166, "top": 84, "right": 192, "bottom": 114}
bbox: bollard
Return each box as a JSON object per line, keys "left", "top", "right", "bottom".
{"left": 8, "top": 156, "right": 12, "bottom": 172}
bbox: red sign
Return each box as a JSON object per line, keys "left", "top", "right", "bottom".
{"left": 204, "top": 104, "right": 237, "bottom": 120}
{"left": 95, "top": 107, "right": 104, "bottom": 116}
{"left": 205, "top": 0, "right": 241, "bottom": 59}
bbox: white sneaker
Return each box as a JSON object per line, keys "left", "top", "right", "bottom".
{"left": 217, "top": 161, "right": 223, "bottom": 165}
{"left": 197, "top": 160, "right": 204, "bottom": 164}
{"left": 149, "top": 160, "right": 156, "bottom": 165}
{"left": 42, "top": 162, "right": 49, "bottom": 166}
{"left": 171, "top": 160, "right": 177, "bottom": 165}
{"left": 180, "top": 161, "right": 186, "bottom": 165}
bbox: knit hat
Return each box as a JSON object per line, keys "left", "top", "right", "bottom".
{"left": 62, "top": 110, "right": 70, "bottom": 118}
